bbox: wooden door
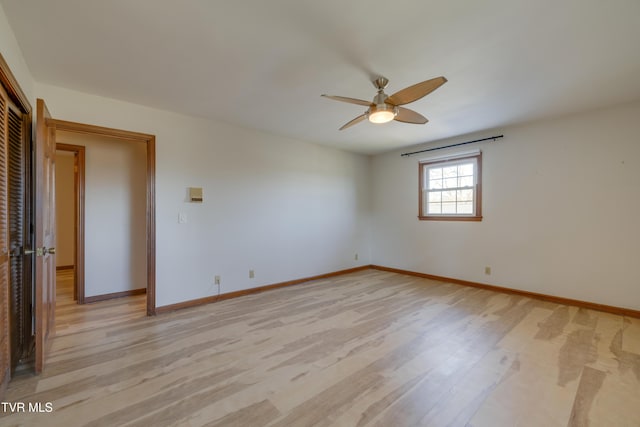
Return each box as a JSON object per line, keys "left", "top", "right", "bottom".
{"left": 8, "top": 103, "right": 27, "bottom": 373}
{"left": 34, "top": 99, "right": 56, "bottom": 373}
{"left": 0, "top": 78, "right": 10, "bottom": 388}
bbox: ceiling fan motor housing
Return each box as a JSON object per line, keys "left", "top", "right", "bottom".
{"left": 373, "top": 92, "right": 388, "bottom": 105}
{"left": 367, "top": 92, "right": 398, "bottom": 123}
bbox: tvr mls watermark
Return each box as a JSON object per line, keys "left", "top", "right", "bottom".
{"left": 1, "top": 401, "right": 53, "bottom": 413}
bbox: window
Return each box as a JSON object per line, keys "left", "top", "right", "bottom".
{"left": 419, "top": 152, "right": 482, "bottom": 221}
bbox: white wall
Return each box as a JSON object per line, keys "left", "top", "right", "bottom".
{"left": 36, "top": 83, "right": 371, "bottom": 307}
{"left": 55, "top": 151, "right": 75, "bottom": 267}
{"left": 56, "top": 131, "right": 147, "bottom": 296}
{"left": 0, "top": 3, "right": 34, "bottom": 103}
{"left": 371, "top": 101, "right": 640, "bottom": 311}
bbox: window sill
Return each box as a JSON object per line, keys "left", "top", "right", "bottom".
{"left": 418, "top": 215, "right": 483, "bottom": 222}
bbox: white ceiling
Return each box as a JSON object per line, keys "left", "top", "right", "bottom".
{"left": 3, "top": 0, "right": 640, "bottom": 154}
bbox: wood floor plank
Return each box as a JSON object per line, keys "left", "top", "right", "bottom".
{"left": 567, "top": 366, "right": 607, "bottom": 427}
{"left": 0, "top": 269, "right": 638, "bottom": 426}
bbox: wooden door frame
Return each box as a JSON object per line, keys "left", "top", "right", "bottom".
{"left": 54, "top": 144, "right": 85, "bottom": 303}
{"left": 48, "top": 119, "right": 156, "bottom": 315}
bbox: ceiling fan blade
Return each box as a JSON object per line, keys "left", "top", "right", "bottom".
{"left": 322, "top": 94, "right": 372, "bottom": 106}
{"left": 386, "top": 76, "right": 447, "bottom": 106}
{"left": 394, "top": 107, "right": 428, "bottom": 124}
{"left": 339, "top": 114, "right": 367, "bottom": 130}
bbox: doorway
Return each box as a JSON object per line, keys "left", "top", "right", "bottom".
{"left": 54, "top": 137, "right": 148, "bottom": 335}
{"left": 51, "top": 123, "right": 155, "bottom": 315}
{"left": 54, "top": 145, "right": 84, "bottom": 302}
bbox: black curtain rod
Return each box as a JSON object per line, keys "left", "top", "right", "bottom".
{"left": 400, "top": 135, "right": 504, "bottom": 157}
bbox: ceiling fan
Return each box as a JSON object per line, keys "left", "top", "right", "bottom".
{"left": 322, "top": 76, "right": 447, "bottom": 130}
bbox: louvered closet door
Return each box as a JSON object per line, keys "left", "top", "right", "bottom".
{"left": 7, "top": 106, "right": 24, "bottom": 371}
{"left": 0, "top": 83, "right": 10, "bottom": 387}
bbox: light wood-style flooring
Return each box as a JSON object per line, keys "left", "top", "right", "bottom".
{"left": 54, "top": 269, "right": 146, "bottom": 336}
{"left": 1, "top": 269, "right": 639, "bottom": 426}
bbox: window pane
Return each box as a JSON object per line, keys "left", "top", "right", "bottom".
{"left": 458, "top": 163, "right": 474, "bottom": 176}
{"left": 428, "top": 203, "right": 441, "bottom": 214}
{"left": 428, "top": 191, "right": 441, "bottom": 202}
{"left": 443, "top": 177, "right": 457, "bottom": 188}
{"left": 458, "top": 201, "right": 473, "bottom": 214}
{"left": 442, "top": 190, "right": 456, "bottom": 202}
{"left": 459, "top": 176, "right": 473, "bottom": 187}
{"left": 457, "top": 189, "right": 473, "bottom": 201}
{"left": 443, "top": 166, "right": 457, "bottom": 178}
{"left": 442, "top": 202, "right": 456, "bottom": 214}
{"left": 429, "top": 167, "right": 442, "bottom": 179}
{"left": 429, "top": 179, "right": 443, "bottom": 189}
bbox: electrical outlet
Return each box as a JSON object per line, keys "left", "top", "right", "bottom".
{"left": 354, "top": 253, "right": 359, "bottom": 261}
{"left": 214, "top": 275, "right": 220, "bottom": 285}
{"left": 249, "top": 269, "right": 255, "bottom": 279}
{"left": 178, "top": 213, "right": 187, "bottom": 224}
{"left": 485, "top": 266, "right": 491, "bottom": 275}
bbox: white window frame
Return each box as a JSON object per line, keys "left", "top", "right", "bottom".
{"left": 419, "top": 152, "right": 482, "bottom": 221}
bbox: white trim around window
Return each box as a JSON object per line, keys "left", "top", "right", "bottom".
{"left": 418, "top": 152, "right": 482, "bottom": 221}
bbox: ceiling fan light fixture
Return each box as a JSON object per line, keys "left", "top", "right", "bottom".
{"left": 367, "top": 104, "right": 397, "bottom": 124}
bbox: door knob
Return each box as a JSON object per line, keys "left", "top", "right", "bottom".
{"left": 32, "top": 247, "right": 55, "bottom": 256}
{"left": 24, "top": 249, "right": 35, "bottom": 255}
